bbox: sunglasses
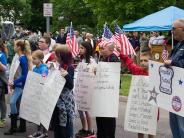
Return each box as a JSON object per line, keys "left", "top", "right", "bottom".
{"left": 172, "top": 27, "right": 184, "bottom": 31}
{"left": 38, "top": 41, "right": 46, "bottom": 43}
{"left": 99, "top": 45, "right": 104, "bottom": 50}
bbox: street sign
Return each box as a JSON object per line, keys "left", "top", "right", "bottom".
{"left": 43, "top": 3, "right": 53, "bottom": 17}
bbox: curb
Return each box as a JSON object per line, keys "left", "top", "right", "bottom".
{"left": 119, "top": 96, "right": 128, "bottom": 102}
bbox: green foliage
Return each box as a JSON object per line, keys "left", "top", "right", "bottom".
{"left": 1, "top": 0, "right": 184, "bottom": 34}
{"left": 120, "top": 74, "right": 132, "bottom": 96}
{"left": 51, "top": 0, "right": 97, "bottom": 33}
{"left": 0, "top": 0, "right": 30, "bottom": 24}
{"left": 84, "top": 0, "right": 178, "bottom": 33}
{"left": 27, "top": 0, "right": 46, "bottom": 32}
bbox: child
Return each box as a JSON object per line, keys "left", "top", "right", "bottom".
{"left": 119, "top": 47, "right": 156, "bottom": 138}
{"left": 4, "top": 39, "right": 32, "bottom": 135}
{"left": 76, "top": 41, "right": 95, "bottom": 137}
{"left": 96, "top": 42, "right": 119, "bottom": 138}
{"left": 52, "top": 44, "right": 75, "bottom": 138}
{"left": 0, "top": 38, "right": 8, "bottom": 128}
{"left": 28, "top": 50, "right": 49, "bottom": 138}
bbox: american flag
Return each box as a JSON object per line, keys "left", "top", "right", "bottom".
{"left": 162, "top": 48, "right": 168, "bottom": 61}
{"left": 99, "top": 24, "right": 120, "bottom": 56}
{"left": 114, "top": 24, "right": 136, "bottom": 56}
{"left": 66, "top": 22, "right": 79, "bottom": 57}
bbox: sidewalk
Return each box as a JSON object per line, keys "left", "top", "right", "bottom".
{"left": 0, "top": 99, "right": 172, "bottom": 138}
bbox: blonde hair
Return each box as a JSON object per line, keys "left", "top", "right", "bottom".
{"left": 15, "top": 40, "right": 32, "bottom": 70}
{"left": 32, "top": 50, "right": 44, "bottom": 61}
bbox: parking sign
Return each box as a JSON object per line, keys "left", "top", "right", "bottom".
{"left": 43, "top": 3, "right": 53, "bottom": 17}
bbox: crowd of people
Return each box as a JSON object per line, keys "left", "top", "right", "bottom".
{"left": 0, "top": 18, "right": 183, "bottom": 138}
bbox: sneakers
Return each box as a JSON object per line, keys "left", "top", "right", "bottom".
{"left": 28, "top": 131, "right": 48, "bottom": 138}
{"left": 0, "top": 120, "right": 6, "bottom": 128}
{"left": 28, "top": 131, "right": 42, "bottom": 138}
{"left": 76, "top": 129, "right": 94, "bottom": 137}
{"left": 77, "top": 129, "right": 88, "bottom": 136}
{"left": 87, "top": 130, "right": 94, "bottom": 136}
{"left": 36, "top": 133, "right": 48, "bottom": 138}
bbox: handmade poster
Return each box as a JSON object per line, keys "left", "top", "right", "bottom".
{"left": 74, "top": 62, "right": 120, "bottom": 117}
{"left": 40, "top": 70, "right": 66, "bottom": 130}
{"left": 124, "top": 76, "right": 158, "bottom": 135}
{"left": 91, "top": 62, "right": 120, "bottom": 117}
{"left": 8, "top": 54, "right": 20, "bottom": 83}
{"left": 20, "top": 70, "right": 66, "bottom": 130}
{"left": 149, "top": 60, "right": 184, "bottom": 117}
{"left": 74, "top": 63, "right": 96, "bottom": 111}
{"left": 19, "top": 71, "right": 43, "bottom": 125}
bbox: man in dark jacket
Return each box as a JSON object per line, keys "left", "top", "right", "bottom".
{"left": 164, "top": 19, "right": 184, "bottom": 138}
{"left": 56, "top": 28, "right": 67, "bottom": 44}
{"left": 129, "top": 32, "right": 140, "bottom": 64}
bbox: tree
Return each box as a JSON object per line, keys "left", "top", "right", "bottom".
{"left": 0, "top": 0, "right": 49, "bottom": 32}
{"left": 1, "top": 0, "right": 184, "bottom": 34}
{"left": 176, "top": 0, "right": 184, "bottom": 8}
{"left": 51, "top": 0, "right": 97, "bottom": 33}
{"left": 26, "top": 0, "right": 46, "bottom": 32}
{"left": 0, "top": 0, "right": 31, "bottom": 25}
{"left": 84, "top": 0, "right": 177, "bottom": 33}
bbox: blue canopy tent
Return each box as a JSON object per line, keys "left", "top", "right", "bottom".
{"left": 123, "top": 6, "right": 184, "bottom": 32}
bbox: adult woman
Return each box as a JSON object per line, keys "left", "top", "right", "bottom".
{"left": 4, "top": 39, "right": 32, "bottom": 135}
{"left": 52, "top": 44, "right": 75, "bottom": 138}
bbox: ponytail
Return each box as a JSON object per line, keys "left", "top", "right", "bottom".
{"left": 15, "top": 40, "right": 32, "bottom": 70}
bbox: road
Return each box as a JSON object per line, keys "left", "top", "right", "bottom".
{"left": 0, "top": 100, "right": 172, "bottom": 138}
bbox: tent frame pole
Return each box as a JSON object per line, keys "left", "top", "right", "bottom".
{"left": 172, "top": 33, "right": 174, "bottom": 49}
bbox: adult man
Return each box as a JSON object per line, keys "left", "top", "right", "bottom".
{"left": 140, "top": 32, "right": 149, "bottom": 53}
{"left": 56, "top": 28, "right": 67, "bottom": 44}
{"left": 12, "top": 26, "right": 24, "bottom": 39}
{"left": 149, "top": 32, "right": 165, "bottom": 47}
{"left": 85, "top": 33, "right": 96, "bottom": 55}
{"left": 129, "top": 32, "right": 140, "bottom": 64}
{"left": 164, "top": 19, "right": 184, "bottom": 138}
{"left": 96, "top": 42, "right": 119, "bottom": 138}
{"left": 74, "top": 30, "right": 83, "bottom": 46}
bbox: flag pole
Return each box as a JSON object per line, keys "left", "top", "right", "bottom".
{"left": 70, "top": 22, "right": 72, "bottom": 35}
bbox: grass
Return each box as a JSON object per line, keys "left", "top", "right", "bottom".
{"left": 120, "top": 74, "right": 132, "bottom": 96}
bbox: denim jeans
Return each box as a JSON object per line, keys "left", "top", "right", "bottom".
{"left": 10, "top": 87, "right": 23, "bottom": 114}
{"left": 170, "top": 112, "right": 184, "bottom": 138}
{"left": 0, "top": 87, "right": 7, "bottom": 120}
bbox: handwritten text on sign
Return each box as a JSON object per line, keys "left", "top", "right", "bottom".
{"left": 124, "top": 76, "right": 158, "bottom": 135}
{"left": 20, "top": 70, "right": 66, "bottom": 130}
{"left": 19, "top": 71, "right": 43, "bottom": 125}
{"left": 75, "top": 62, "right": 120, "bottom": 117}
{"left": 75, "top": 63, "right": 96, "bottom": 111}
